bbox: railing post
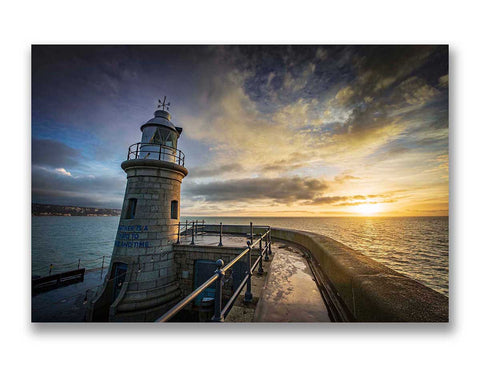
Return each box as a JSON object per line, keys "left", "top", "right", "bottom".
{"left": 212, "top": 259, "right": 225, "bottom": 322}
{"left": 101, "top": 256, "right": 105, "bottom": 277}
{"left": 218, "top": 222, "right": 223, "bottom": 247}
{"left": 185, "top": 220, "right": 188, "bottom": 238}
{"left": 258, "top": 237, "right": 264, "bottom": 275}
{"left": 176, "top": 221, "right": 181, "bottom": 244}
{"left": 264, "top": 232, "right": 270, "bottom": 262}
{"left": 250, "top": 221, "right": 253, "bottom": 244}
{"left": 268, "top": 230, "right": 272, "bottom": 255}
{"left": 190, "top": 222, "right": 195, "bottom": 245}
{"left": 244, "top": 240, "right": 253, "bottom": 303}
{"left": 195, "top": 220, "right": 198, "bottom": 237}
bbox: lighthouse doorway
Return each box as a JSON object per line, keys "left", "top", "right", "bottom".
{"left": 111, "top": 262, "right": 128, "bottom": 302}
{"left": 88, "top": 262, "right": 128, "bottom": 322}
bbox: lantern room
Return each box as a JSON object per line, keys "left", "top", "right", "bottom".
{"left": 136, "top": 97, "right": 184, "bottom": 163}
{"left": 140, "top": 109, "right": 182, "bottom": 149}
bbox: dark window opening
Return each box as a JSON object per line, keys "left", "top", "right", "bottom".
{"left": 171, "top": 200, "right": 178, "bottom": 219}
{"left": 125, "top": 198, "right": 137, "bottom": 219}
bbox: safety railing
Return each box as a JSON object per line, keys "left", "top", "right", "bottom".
{"left": 32, "top": 255, "right": 112, "bottom": 278}
{"left": 176, "top": 220, "right": 208, "bottom": 245}
{"left": 157, "top": 222, "right": 272, "bottom": 322}
{"left": 126, "top": 142, "right": 185, "bottom": 166}
{"left": 175, "top": 220, "right": 272, "bottom": 247}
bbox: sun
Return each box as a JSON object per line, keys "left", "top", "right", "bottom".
{"left": 352, "top": 203, "right": 382, "bottom": 216}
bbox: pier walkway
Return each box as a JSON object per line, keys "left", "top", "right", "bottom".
{"left": 254, "top": 243, "right": 330, "bottom": 322}
{"left": 32, "top": 228, "right": 333, "bottom": 322}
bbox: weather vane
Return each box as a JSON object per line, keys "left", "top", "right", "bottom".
{"left": 158, "top": 96, "right": 171, "bottom": 111}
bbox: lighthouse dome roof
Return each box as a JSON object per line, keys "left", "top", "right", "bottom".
{"left": 140, "top": 109, "right": 180, "bottom": 135}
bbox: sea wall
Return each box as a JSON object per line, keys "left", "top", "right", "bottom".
{"left": 270, "top": 227, "right": 448, "bottom": 322}
{"left": 202, "top": 224, "right": 448, "bottom": 321}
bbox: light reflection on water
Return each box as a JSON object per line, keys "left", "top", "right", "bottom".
{"left": 31, "top": 216, "right": 448, "bottom": 297}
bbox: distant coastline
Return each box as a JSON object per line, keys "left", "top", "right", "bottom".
{"left": 32, "top": 203, "right": 121, "bottom": 217}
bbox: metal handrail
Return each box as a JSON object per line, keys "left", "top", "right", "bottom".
{"left": 222, "top": 247, "right": 250, "bottom": 272}
{"left": 156, "top": 222, "right": 272, "bottom": 322}
{"left": 156, "top": 272, "right": 220, "bottom": 322}
{"left": 220, "top": 244, "right": 269, "bottom": 318}
{"left": 126, "top": 142, "right": 185, "bottom": 166}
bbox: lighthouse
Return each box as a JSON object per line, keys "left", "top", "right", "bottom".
{"left": 89, "top": 97, "right": 188, "bottom": 321}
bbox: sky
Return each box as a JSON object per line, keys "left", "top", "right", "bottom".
{"left": 32, "top": 45, "right": 448, "bottom": 216}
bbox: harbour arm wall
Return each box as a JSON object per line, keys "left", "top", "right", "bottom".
{"left": 204, "top": 224, "right": 448, "bottom": 322}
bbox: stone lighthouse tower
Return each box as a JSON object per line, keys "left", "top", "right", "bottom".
{"left": 89, "top": 97, "right": 188, "bottom": 321}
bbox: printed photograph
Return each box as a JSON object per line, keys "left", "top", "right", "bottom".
{"left": 31, "top": 45, "right": 449, "bottom": 322}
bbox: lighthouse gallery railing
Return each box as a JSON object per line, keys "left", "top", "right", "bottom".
{"left": 126, "top": 142, "right": 185, "bottom": 166}
{"left": 156, "top": 223, "right": 272, "bottom": 322}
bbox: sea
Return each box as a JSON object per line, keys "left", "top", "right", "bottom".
{"left": 31, "top": 216, "right": 449, "bottom": 297}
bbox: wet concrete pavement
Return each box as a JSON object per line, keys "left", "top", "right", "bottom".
{"left": 254, "top": 244, "right": 331, "bottom": 322}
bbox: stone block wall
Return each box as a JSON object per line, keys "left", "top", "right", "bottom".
{"left": 173, "top": 244, "right": 260, "bottom": 300}
{"left": 90, "top": 160, "right": 188, "bottom": 322}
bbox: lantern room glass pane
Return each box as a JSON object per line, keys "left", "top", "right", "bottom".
{"left": 168, "top": 133, "right": 178, "bottom": 148}
{"left": 139, "top": 125, "right": 178, "bottom": 160}
{"left": 141, "top": 126, "right": 156, "bottom": 143}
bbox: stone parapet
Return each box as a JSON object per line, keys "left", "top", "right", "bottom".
{"left": 270, "top": 228, "right": 448, "bottom": 322}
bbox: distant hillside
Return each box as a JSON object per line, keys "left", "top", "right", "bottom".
{"left": 32, "top": 203, "right": 121, "bottom": 216}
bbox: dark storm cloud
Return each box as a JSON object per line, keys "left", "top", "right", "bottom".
{"left": 32, "top": 45, "right": 221, "bottom": 163}
{"left": 185, "top": 177, "right": 329, "bottom": 204}
{"left": 223, "top": 45, "right": 448, "bottom": 152}
{"left": 31, "top": 165, "right": 125, "bottom": 208}
{"left": 236, "top": 45, "right": 357, "bottom": 107}
{"left": 185, "top": 175, "right": 401, "bottom": 206}
{"left": 32, "top": 45, "right": 448, "bottom": 212}
{"left": 332, "top": 47, "right": 446, "bottom": 130}
{"left": 32, "top": 139, "right": 81, "bottom": 168}
{"left": 351, "top": 46, "right": 439, "bottom": 93}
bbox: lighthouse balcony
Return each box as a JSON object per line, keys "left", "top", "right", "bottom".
{"left": 126, "top": 142, "right": 185, "bottom": 166}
